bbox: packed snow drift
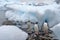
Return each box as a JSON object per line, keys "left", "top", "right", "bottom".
{"left": 0, "top": 25, "right": 28, "bottom": 40}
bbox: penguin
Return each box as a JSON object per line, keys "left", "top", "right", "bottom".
{"left": 34, "top": 22, "right": 39, "bottom": 35}
{"left": 42, "top": 22, "right": 49, "bottom": 34}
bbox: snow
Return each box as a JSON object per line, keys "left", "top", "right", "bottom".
{"left": 0, "top": 2, "right": 60, "bottom": 28}
{"left": 0, "top": 0, "right": 60, "bottom": 40}
{"left": 5, "top": 10, "right": 24, "bottom": 21}
{"left": 5, "top": 9, "right": 38, "bottom": 22}
{"left": 43, "top": 4, "right": 60, "bottom": 28}
{"left": 0, "top": 0, "right": 55, "bottom": 6}
{"left": 5, "top": 3, "right": 60, "bottom": 28}
{"left": 50, "top": 23, "right": 60, "bottom": 40}
{"left": 6, "top": 2, "right": 59, "bottom": 13}
{"left": 0, "top": 25, "right": 28, "bottom": 40}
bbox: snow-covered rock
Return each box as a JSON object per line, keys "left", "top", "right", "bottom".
{"left": 0, "top": 25, "right": 28, "bottom": 40}
{"left": 50, "top": 23, "right": 60, "bottom": 40}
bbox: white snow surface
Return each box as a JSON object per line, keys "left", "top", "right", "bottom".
{"left": 50, "top": 23, "right": 60, "bottom": 40}
{"left": 0, "top": 25, "right": 28, "bottom": 40}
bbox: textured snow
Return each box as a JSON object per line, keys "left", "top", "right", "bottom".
{"left": 0, "top": 25, "right": 28, "bottom": 40}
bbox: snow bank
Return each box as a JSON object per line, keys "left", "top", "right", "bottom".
{"left": 50, "top": 23, "right": 60, "bottom": 40}
{"left": 0, "top": 25, "right": 28, "bottom": 40}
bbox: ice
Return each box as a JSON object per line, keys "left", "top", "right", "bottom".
{"left": 5, "top": 10, "right": 24, "bottom": 21}
{"left": 0, "top": 1, "right": 59, "bottom": 28}
{"left": 0, "top": 0, "right": 60, "bottom": 40}
{"left": 0, "top": 25, "right": 28, "bottom": 40}
{"left": 50, "top": 23, "right": 60, "bottom": 40}
{"left": 43, "top": 4, "right": 60, "bottom": 28}
{"left": 6, "top": 5, "right": 40, "bottom": 20}
{"left": 5, "top": 3, "right": 60, "bottom": 28}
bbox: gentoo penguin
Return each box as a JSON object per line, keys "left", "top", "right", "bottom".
{"left": 42, "top": 22, "right": 49, "bottom": 34}
{"left": 34, "top": 22, "right": 39, "bottom": 34}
